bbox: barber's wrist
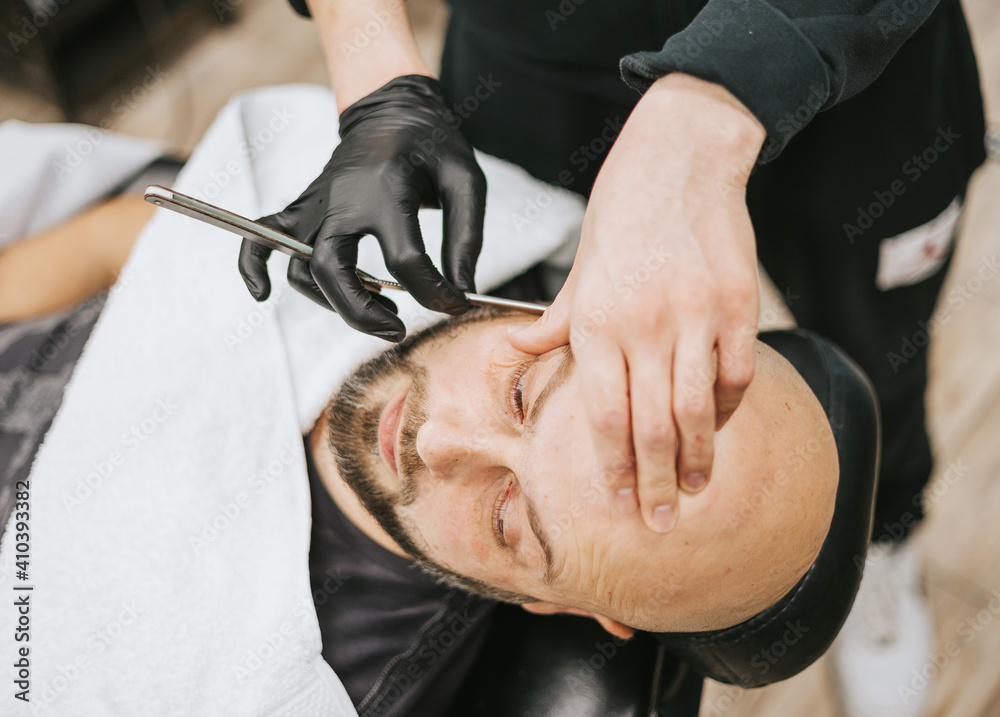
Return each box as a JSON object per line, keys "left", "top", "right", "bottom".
{"left": 640, "top": 73, "right": 766, "bottom": 183}
{"left": 331, "top": 64, "right": 435, "bottom": 115}
{"left": 338, "top": 74, "right": 449, "bottom": 138}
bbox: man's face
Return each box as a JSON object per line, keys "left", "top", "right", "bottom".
{"left": 326, "top": 311, "right": 837, "bottom": 632}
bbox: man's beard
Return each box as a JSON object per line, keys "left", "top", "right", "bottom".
{"left": 324, "top": 339, "right": 427, "bottom": 505}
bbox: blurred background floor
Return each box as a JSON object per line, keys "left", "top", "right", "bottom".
{"left": 2, "top": 1, "right": 998, "bottom": 715}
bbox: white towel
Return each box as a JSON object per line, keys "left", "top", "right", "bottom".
{"left": 0, "top": 84, "right": 584, "bottom": 716}
{"left": 0, "top": 118, "right": 167, "bottom": 249}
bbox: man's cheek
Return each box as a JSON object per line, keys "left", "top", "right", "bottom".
{"left": 437, "top": 511, "right": 492, "bottom": 566}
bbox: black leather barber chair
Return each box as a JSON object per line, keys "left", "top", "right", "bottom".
{"left": 448, "top": 329, "right": 881, "bottom": 716}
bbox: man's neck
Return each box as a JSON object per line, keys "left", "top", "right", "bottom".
{"left": 308, "top": 420, "right": 411, "bottom": 558}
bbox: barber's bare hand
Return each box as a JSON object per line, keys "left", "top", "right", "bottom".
{"left": 509, "top": 74, "right": 765, "bottom": 532}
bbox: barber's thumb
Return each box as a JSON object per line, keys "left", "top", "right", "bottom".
{"left": 507, "top": 296, "right": 571, "bottom": 354}
{"left": 241, "top": 211, "right": 299, "bottom": 300}
{"left": 238, "top": 237, "right": 272, "bottom": 301}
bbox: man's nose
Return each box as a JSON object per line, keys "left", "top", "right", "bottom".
{"left": 416, "top": 417, "right": 498, "bottom": 479}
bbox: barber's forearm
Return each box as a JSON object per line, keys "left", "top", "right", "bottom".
{"left": 306, "top": 0, "right": 433, "bottom": 112}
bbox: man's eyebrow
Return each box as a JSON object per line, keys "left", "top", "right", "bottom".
{"left": 521, "top": 348, "right": 574, "bottom": 586}
{"left": 524, "top": 490, "right": 559, "bottom": 587}
{"left": 524, "top": 348, "right": 575, "bottom": 435}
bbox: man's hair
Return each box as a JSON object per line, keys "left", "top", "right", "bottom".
{"left": 325, "top": 307, "right": 535, "bottom": 605}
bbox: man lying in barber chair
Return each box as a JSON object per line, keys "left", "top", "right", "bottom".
{"left": 0, "top": 189, "right": 879, "bottom": 717}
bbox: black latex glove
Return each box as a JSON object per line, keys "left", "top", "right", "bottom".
{"left": 238, "top": 75, "right": 487, "bottom": 341}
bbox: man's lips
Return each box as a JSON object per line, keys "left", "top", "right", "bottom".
{"left": 378, "top": 386, "right": 409, "bottom": 478}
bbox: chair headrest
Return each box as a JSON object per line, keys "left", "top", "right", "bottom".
{"left": 652, "top": 329, "right": 881, "bottom": 688}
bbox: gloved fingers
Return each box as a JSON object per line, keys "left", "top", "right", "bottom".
{"left": 438, "top": 161, "right": 487, "bottom": 294}
{"left": 378, "top": 211, "right": 470, "bottom": 315}
{"left": 287, "top": 256, "right": 398, "bottom": 316}
{"left": 240, "top": 210, "right": 303, "bottom": 301}
{"left": 287, "top": 256, "right": 332, "bottom": 309}
{"left": 238, "top": 238, "right": 273, "bottom": 302}
{"left": 311, "top": 234, "right": 407, "bottom": 341}
{"left": 372, "top": 292, "right": 399, "bottom": 315}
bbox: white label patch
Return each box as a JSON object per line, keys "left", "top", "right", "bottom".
{"left": 876, "top": 198, "right": 962, "bottom": 291}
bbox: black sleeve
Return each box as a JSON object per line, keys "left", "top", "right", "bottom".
{"left": 619, "top": 0, "right": 943, "bottom": 162}
{"left": 287, "top": 0, "right": 311, "bottom": 19}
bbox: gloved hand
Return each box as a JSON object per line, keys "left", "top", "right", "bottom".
{"left": 238, "top": 74, "right": 487, "bottom": 341}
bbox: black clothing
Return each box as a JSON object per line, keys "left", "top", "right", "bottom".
{"left": 619, "top": 0, "right": 951, "bottom": 161}
{"left": 744, "top": 0, "right": 985, "bottom": 541}
{"left": 305, "top": 439, "right": 496, "bottom": 717}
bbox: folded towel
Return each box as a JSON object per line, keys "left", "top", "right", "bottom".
{"left": 0, "top": 84, "right": 584, "bottom": 716}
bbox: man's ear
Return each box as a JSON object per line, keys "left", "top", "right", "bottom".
{"left": 521, "top": 602, "right": 635, "bottom": 640}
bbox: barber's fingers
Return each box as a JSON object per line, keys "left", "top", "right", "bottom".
{"left": 672, "top": 333, "right": 717, "bottom": 496}
{"left": 239, "top": 238, "right": 272, "bottom": 301}
{"left": 378, "top": 211, "right": 470, "bottom": 316}
{"left": 288, "top": 256, "right": 399, "bottom": 315}
{"left": 630, "top": 350, "right": 680, "bottom": 533}
{"left": 310, "top": 234, "right": 406, "bottom": 341}
{"left": 507, "top": 278, "right": 573, "bottom": 355}
{"left": 240, "top": 211, "right": 299, "bottom": 301}
{"left": 287, "top": 256, "right": 329, "bottom": 308}
{"left": 578, "top": 341, "right": 638, "bottom": 514}
{"left": 438, "top": 161, "right": 486, "bottom": 294}
{"left": 714, "top": 321, "right": 756, "bottom": 429}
